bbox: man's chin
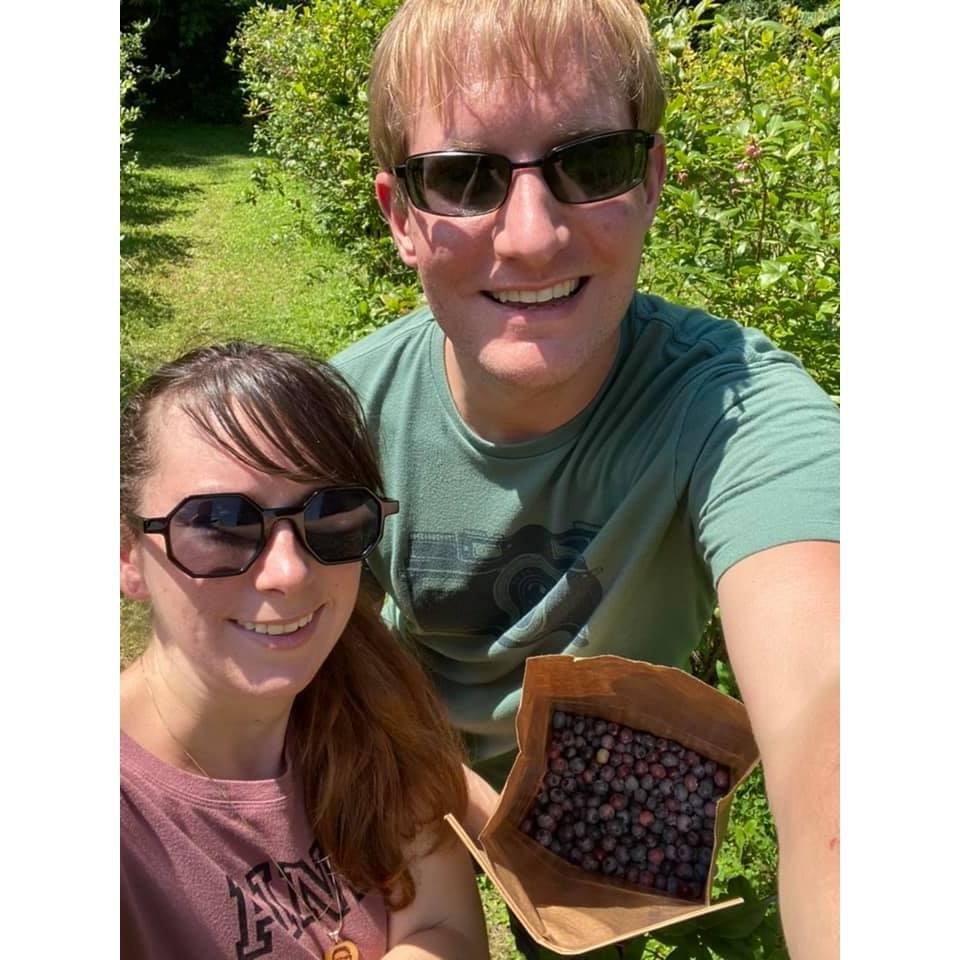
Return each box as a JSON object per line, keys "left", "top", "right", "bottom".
{"left": 475, "top": 335, "right": 616, "bottom": 392}
{"left": 475, "top": 343, "right": 580, "bottom": 392}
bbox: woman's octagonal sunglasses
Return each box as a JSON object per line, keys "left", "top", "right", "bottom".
{"left": 392, "top": 128, "right": 656, "bottom": 217}
{"left": 133, "top": 486, "right": 399, "bottom": 579}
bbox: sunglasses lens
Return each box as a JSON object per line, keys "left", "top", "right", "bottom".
{"left": 546, "top": 132, "right": 649, "bottom": 203}
{"left": 169, "top": 495, "right": 263, "bottom": 577}
{"left": 408, "top": 153, "right": 511, "bottom": 216}
{"left": 303, "top": 488, "right": 382, "bottom": 563}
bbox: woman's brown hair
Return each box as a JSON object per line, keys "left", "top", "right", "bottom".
{"left": 121, "top": 341, "right": 467, "bottom": 909}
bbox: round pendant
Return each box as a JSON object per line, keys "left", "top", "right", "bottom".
{"left": 324, "top": 940, "right": 359, "bottom": 960}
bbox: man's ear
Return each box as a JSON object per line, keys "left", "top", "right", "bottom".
{"left": 120, "top": 534, "right": 150, "bottom": 602}
{"left": 376, "top": 171, "right": 419, "bottom": 269}
{"left": 643, "top": 136, "right": 668, "bottom": 211}
{"left": 633, "top": 136, "right": 667, "bottom": 236}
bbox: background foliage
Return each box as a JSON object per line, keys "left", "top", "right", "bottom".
{"left": 121, "top": 0, "right": 286, "bottom": 122}
{"left": 231, "top": 0, "right": 838, "bottom": 395}
{"left": 229, "top": 0, "right": 418, "bottom": 329}
{"left": 645, "top": 0, "right": 839, "bottom": 395}
{"left": 121, "top": 18, "right": 168, "bottom": 180}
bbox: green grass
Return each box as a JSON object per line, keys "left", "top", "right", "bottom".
{"left": 120, "top": 120, "right": 368, "bottom": 400}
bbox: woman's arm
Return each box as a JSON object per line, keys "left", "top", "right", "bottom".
{"left": 384, "top": 822, "right": 489, "bottom": 959}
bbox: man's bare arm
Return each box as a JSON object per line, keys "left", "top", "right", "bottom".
{"left": 718, "top": 540, "right": 839, "bottom": 960}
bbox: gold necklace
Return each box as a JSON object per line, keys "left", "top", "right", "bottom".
{"left": 139, "top": 658, "right": 361, "bottom": 960}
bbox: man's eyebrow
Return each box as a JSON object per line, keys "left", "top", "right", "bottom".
{"left": 442, "top": 124, "right": 620, "bottom": 153}
{"left": 444, "top": 137, "right": 491, "bottom": 151}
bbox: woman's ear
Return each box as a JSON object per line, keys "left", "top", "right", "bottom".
{"left": 120, "top": 533, "right": 150, "bottom": 601}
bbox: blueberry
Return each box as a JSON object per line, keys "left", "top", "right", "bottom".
{"left": 537, "top": 813, "right": 556, "bottom": 831}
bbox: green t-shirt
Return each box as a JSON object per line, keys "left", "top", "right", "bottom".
{"left": 333, "top": 293, "right": 839, "bottom": 784}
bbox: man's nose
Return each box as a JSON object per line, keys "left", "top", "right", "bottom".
{"left": 491, "top": 167, "right": 571, "bottom": 267}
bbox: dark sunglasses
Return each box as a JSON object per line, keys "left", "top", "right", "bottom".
{"left": 133, "top": 486, "right": 399, "bottom": 579}
{"left": 392, "top": 128, "right": 656, "bottom": 217}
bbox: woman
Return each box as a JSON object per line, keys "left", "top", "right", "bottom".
{"left": 120, "top": 341, "right": 488, "bottom": 959}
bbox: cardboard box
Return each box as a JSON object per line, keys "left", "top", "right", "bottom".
{"left": 447, "top": 654, "right": 761, "bottom": 954}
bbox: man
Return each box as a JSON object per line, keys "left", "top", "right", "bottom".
{"left": 333, "top": 1, "right": 839, "bottom": 958}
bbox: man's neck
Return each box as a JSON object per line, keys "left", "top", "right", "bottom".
{"left": 444, "top": 336, "right": 620, "bottom": 444}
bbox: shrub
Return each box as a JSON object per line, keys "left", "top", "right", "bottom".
{"left": 120, "top": 20, "right": 150, "bottom": 180}
{"left": 120, "top": 19, "right": 169, "bottom": 181}
{"left": 644, "top": 0, "right": 840, "bottom": 395}
{"left": 228, "top": 0, "right": 420, "bottom": 326}
{"left": 229, "top": 0, "right": 411, "bottom": 326}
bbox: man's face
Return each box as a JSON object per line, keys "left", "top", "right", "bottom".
{"left": 377, "top": 53, "right": 665, "bottom": 404}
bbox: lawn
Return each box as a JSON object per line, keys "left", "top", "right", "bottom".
{"left": 120, "top": 121, "right": 368, "bottom": 400}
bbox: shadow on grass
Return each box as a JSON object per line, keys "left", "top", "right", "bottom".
{"left": 120, "top": 165, "right": 198, "bottom": 316}
{"left": 120, "top": 229, "right": 194, "bottom": 270}
{"left": 120, "top": 279, "right": 175, "bottom": 330}
{"left": 121, "top": 170, "right": 200, "bottom": 229}
{"left": 134, "top": 120, "right": 254, "bottom": 168}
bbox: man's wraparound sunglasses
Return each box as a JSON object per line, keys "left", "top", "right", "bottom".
{"left": 133, "top": 486, "right": 399, "bottom": 579}
{"left": 392, "top": 129, "right": 656, "bottom": 218}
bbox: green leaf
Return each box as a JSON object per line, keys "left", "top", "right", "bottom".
{"left": 620, "top": 936, "right": 649, "bottom": 960}
{"left": 725, "top": 875, "right": 758, "bottom": 903}
{"left": 757, "top": 260, "right": 789, "bottom": 288}
{"left": 704, "top": 902, "right": 768, "bottom": 941}
{"left": 580, "top": 948, "right": 621, "bottom": 960}
{"left": 652, "top": 916, "right": 708, "bottom": 944}
{"left": 537, "top": 950, "right": 568, "bottom": 960}
{"left": 703, "top": 937, "right": 756, "bottom": 960}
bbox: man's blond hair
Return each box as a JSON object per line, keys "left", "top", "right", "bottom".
{"left": 368, "top": 0, "right": 665, "bottom": 171}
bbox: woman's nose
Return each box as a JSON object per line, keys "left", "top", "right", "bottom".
{"left": 252, "top": 521, "right": 312, "bottom": 592}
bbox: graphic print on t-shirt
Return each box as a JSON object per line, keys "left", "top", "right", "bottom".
{"left": 406, "top": 523, "right": 603, "bottom": 648}
{"left": 228, "top": 840, "right": 360, "bottom": 958}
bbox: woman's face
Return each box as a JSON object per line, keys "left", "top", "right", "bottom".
{"left": 120, "top": 400, "right": 362, "bottom": 706}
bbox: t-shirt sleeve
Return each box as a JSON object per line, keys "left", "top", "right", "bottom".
{"left": 679, "top": 355, "right": 839, "bottom": 587}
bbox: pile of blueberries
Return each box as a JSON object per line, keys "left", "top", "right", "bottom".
{"left": 520, "top": 709, "right": 732, "bottom": 900}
